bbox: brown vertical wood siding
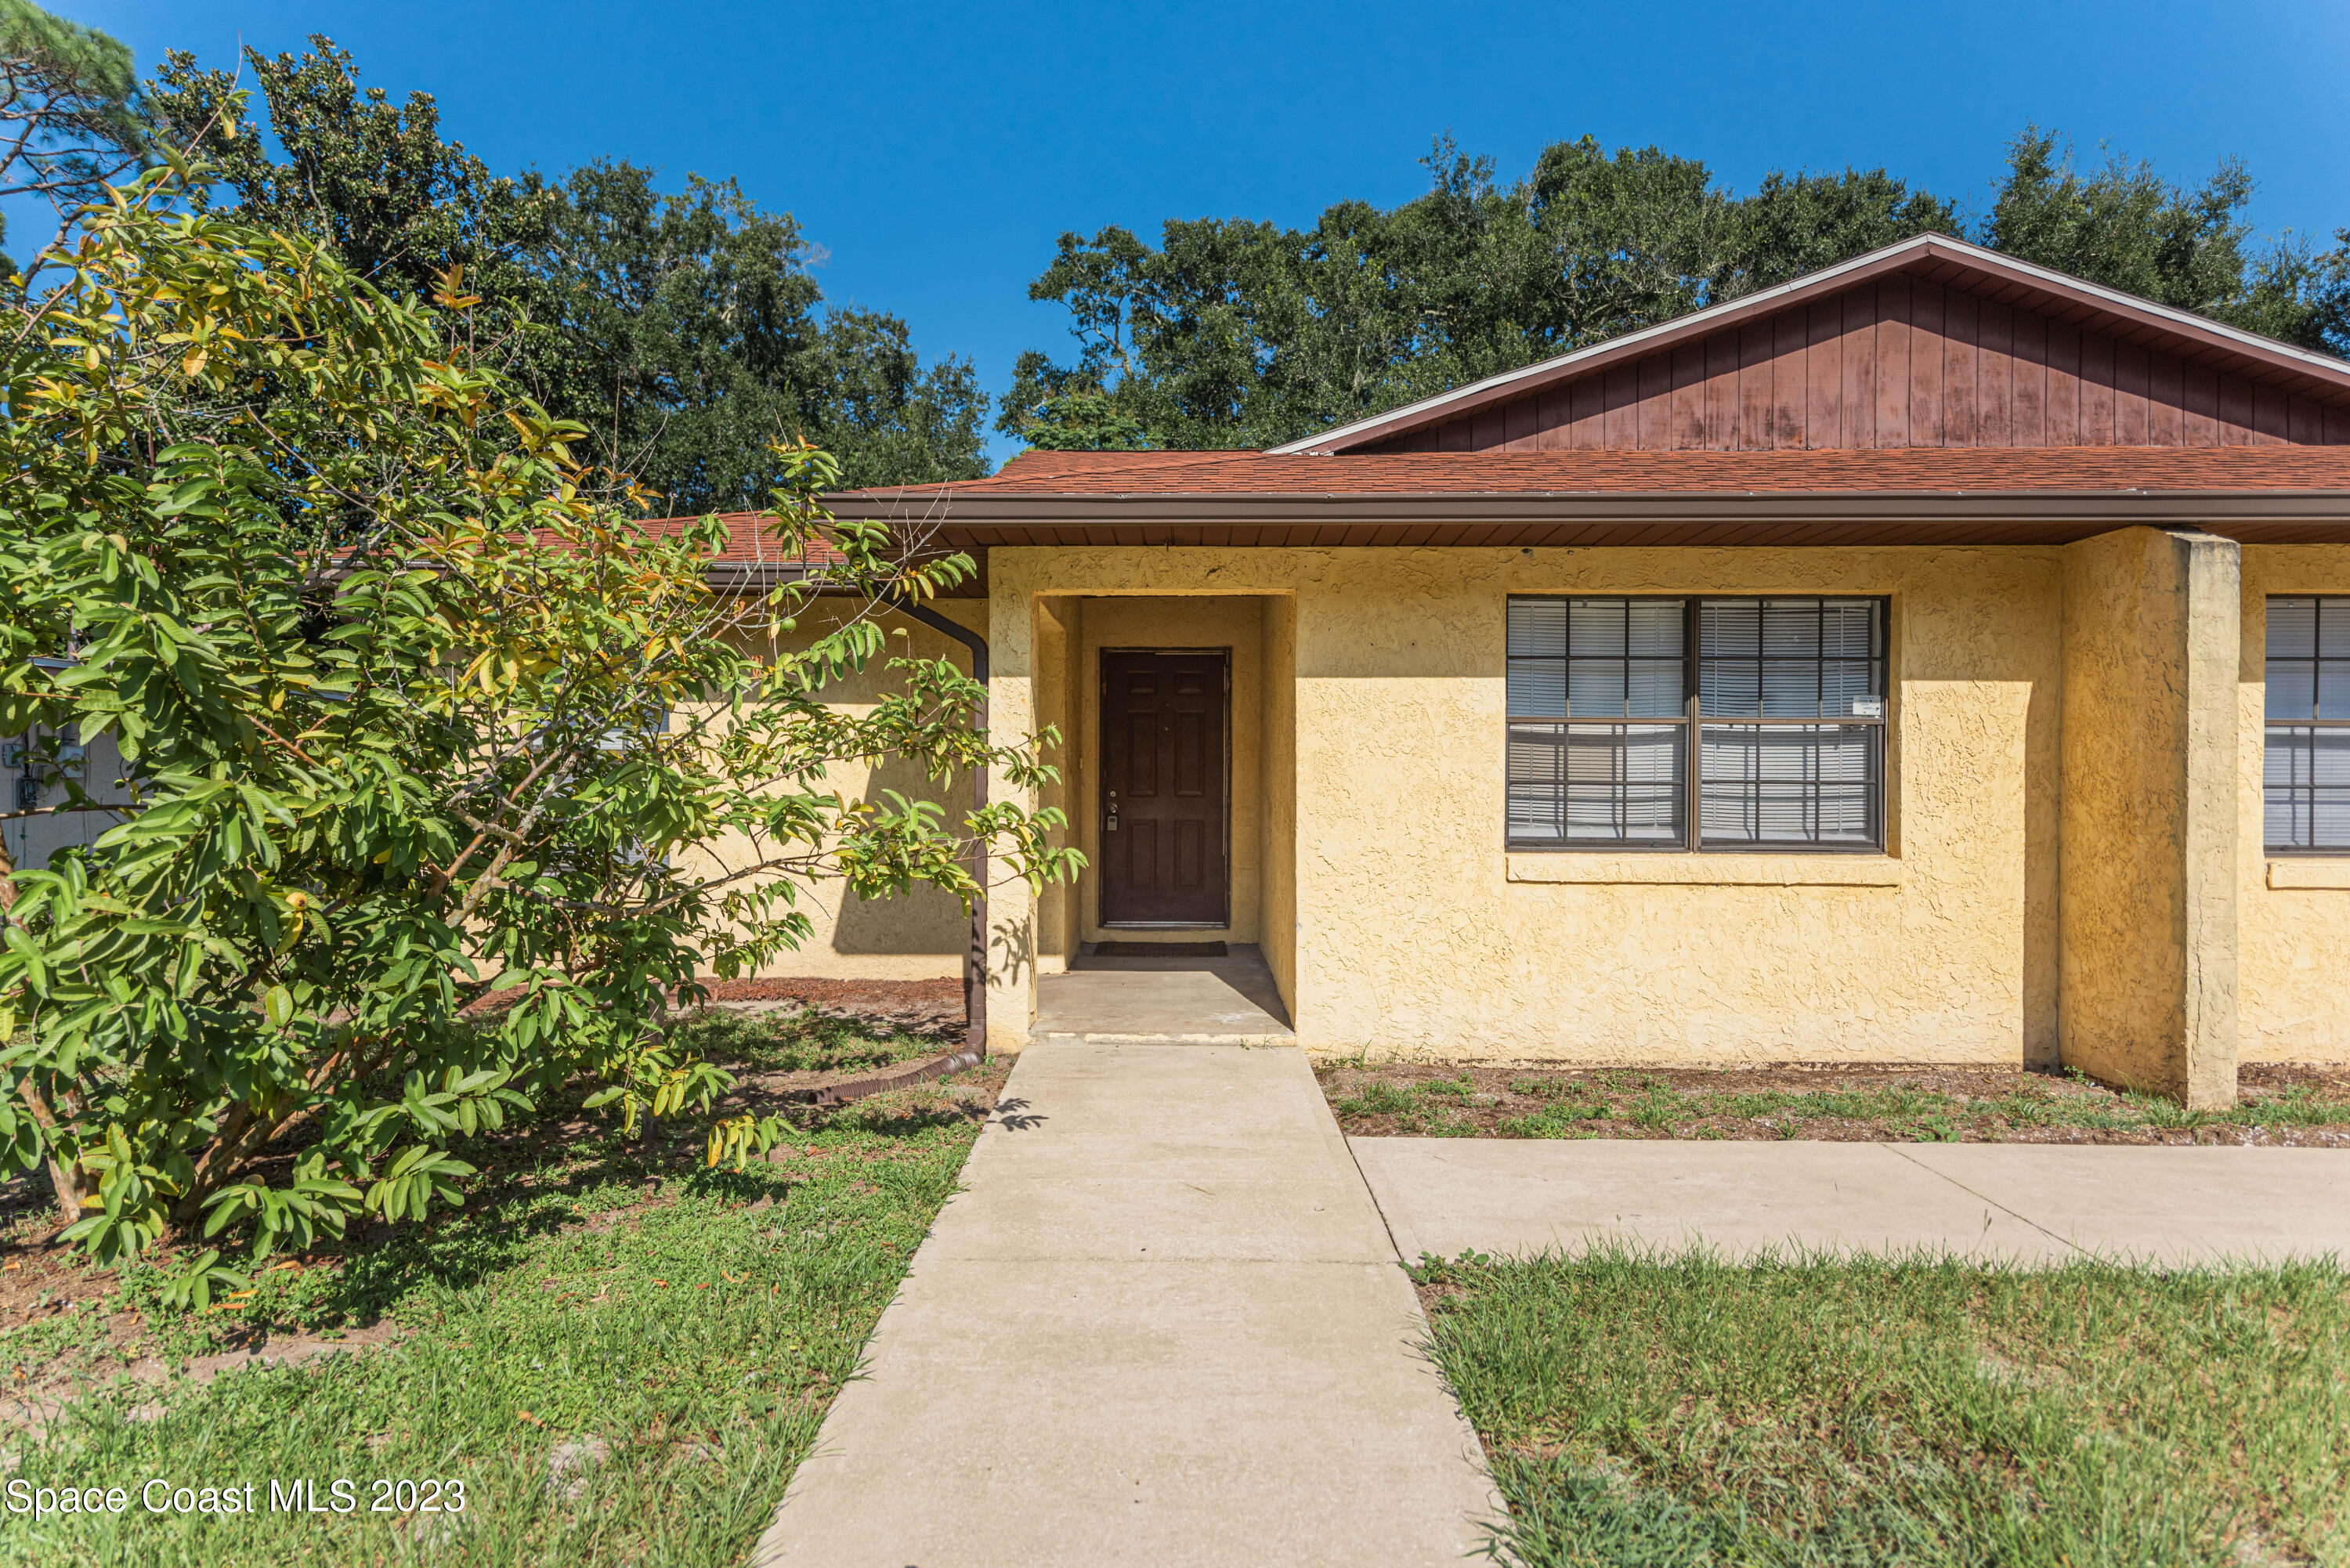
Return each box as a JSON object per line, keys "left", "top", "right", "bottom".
{"left": 1367, "top": 277, "right": 2350, "bottom": 452}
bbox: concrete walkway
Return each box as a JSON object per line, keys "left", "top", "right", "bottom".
{"left": 1353, "top": 1138, "right": 2350, "bottom": 1266}
{"left": 1031, "top": 945, "right": 1294, "bottom": 1044}
{"left": 751, "top": 1042, "right": 1498, "bottom": 1568}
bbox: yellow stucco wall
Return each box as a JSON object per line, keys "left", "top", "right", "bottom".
{"left": 1259, "top": 594, "right": 1299, "bottom": 1017}
{"left": 2240, "top": 545, "right": 2350, "bottom": 1063}
{"left": 1031, "top": 595, "right": 1081, "bottom": 974}
{"left": 674, "top": 599, "right": 989, "bottom": 981}
{"left": 2057, "top": 529, "right": 2240, "bottom": 1107}
{"left": 740, "top": 537, "right": 2350, "bottom": 1075}
{"left": 986, "top": 547, "right": 2064, "bottom": 1063}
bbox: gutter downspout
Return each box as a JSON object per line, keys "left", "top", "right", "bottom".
{"left": 888, "top": 599, "right": 989, "bottom": 1068}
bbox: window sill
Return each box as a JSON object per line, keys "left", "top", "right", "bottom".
{"left": 2267, "top": 859, "right": 2350, "bottom": 890}
{"left": 1508, "top": 853, "right": 1903, "bottom": 887}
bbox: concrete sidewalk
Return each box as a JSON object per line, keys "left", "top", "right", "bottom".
{"left": 1031, "top": 945, "right": 1295, "bottom": 1044}
{"left": 751, "top": 1044, "right": 1498, "bottom": 1568}
{"left": 1352, "top": 1138, "right": 2350, "bottom": 1266}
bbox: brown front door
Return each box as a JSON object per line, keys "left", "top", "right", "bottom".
{"left": 1099, "top": 649, "right": 1228, "bottom": 927}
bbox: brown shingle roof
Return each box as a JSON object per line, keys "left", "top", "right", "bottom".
{"left": 846, "top": 444, "right": 2350, "bottom": 500}
{"left": 638, "top": 512, "right": 844, "bottom": 565}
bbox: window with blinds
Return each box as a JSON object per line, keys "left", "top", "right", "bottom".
{"left": 1507, "top": 596, "right": 1887, "bottom": 851}
{"left": 2264, "top": 597, "right": 2350, "bottom": 853}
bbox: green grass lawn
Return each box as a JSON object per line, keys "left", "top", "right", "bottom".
{"left": 1, "top": 1008, "right": 986, "bottom": 1567}
{"left": 1419, "top": 1248, "right": 2350, "bottom": 1567}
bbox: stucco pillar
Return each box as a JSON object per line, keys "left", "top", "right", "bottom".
{"left": 1029, "top": 595, "right": 1071, "bottom": 976}
{"left": 983, "top": 571, "right": 1040, "bottom": 1053}
{"left": 2059, "top": 526, "right": 2240, "bottom": 1108}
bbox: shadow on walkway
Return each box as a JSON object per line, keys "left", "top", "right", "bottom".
{"left": 1035, "top": 943, "right": 1293, "bottom": 1042}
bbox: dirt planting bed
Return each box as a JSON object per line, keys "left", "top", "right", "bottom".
{"left": 688, "top": 976, "right": 966, "bottom": 1040}
{"left": 1318, "top": 1060, "right": 2350, "bottom": 1146}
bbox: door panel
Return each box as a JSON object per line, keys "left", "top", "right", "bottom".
{"left": 1100, "top": 650, "right": 1228, "bottom": 926}
{"left": 1174, "top": 713, "right": 1206, "bottom": 793}
{"left": 1173, "top": 819, "right": 1206, "bottom": 890}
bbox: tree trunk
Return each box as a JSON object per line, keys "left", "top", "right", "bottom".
{"left": 5, "top": 840, "right": 88, "bottom": 1220}
{"left": 172, "top": 1104, "right": 265, "bottom": 1227}
{"left": 14, "top": 1078, "right": 89, "bottom": 1223}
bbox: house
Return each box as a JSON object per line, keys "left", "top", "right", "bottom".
{"left": 22, "top": 233, "right": 2345, "bottom": 1105}
{"left": 740, "top": 233, "right": 2350, "bottom": 1107}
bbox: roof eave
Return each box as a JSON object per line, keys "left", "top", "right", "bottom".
{"left": 824, "top": 487, "right": 2350, "bottom": 526}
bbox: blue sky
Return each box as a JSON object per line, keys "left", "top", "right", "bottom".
{"left": 54, "top": 0, "right": 2350, "bottom": 463}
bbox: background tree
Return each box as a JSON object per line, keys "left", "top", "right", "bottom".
{"left": 1708, "top": 165, "right": 1962, "bottom": 298}
{"left": 0, "top": 163, "right": 1075, "bottom": 1302}
{"left": 1006, "top": 128, "right": 2348, "bottom": 452}
{"left": 532, "top": 160, "right": 989, "bottom": 504}
{"left": 146, "top": 37, "right": 554, "bottom": 321}
{"left": 1986, "top": 126, "right": 2337, "bottom": 349}
{"left": 1000, "top": 135, "right": 1957, "bottom": 450}
{"left": 147, "top": 38, "right": 989, "bottom": 508}
{"left": 0, "top": 0, "right": 150, "bottom": 272}
{"left": 1013, "top": 386, "right": 1152, "bottom": 451}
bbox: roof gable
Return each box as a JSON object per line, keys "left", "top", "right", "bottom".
{"left": 1274, "top": 235, "right": 2350, "bottom": 456}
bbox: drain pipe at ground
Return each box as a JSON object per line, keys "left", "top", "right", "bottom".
{"left": 888, "top": 598, "right": 989, "bottom": 1069}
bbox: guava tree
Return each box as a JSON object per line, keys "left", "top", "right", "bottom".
{"left": 0, "top": 161, "right": 1074, "bottom": 1303}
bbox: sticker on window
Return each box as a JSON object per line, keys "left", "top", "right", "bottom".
{"left": 1851, "top": 697, "right": 1885, "bottom": 718}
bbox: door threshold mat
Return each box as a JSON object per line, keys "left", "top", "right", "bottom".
{"left": 1090, "top": 941, "right": 1228, "bottom": 958}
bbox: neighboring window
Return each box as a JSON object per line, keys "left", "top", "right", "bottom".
{"left": 1506, "top": 596, "right": 1886, "bottom": 851}
{"left": 2264, "top": 597, "right": 2350, "bottom": 852}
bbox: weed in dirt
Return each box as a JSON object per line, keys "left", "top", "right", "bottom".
{"left": 667, "top": 1006, "right": 942, "bottom": 1078}
{"left": 1497, "top": 1102, "right": 1611, "bottom": 1139}
{"left": 1339, "top": 1082, "right": 1419, "bottom": 1119}
{"left": 1629, "top": 1089, "right": 1680, "bottom": 1131}
{"left": 1419, "top": 1246, "right": 2350, "bottom": 1567}
{"left": 1318, "top": 1061, "right": 2350, "bottom": 1145}
{"left": 2255, "top": 1086, "right": 2350, "bottom": 1128}
{"left": 1335, "top": 1077, "right": 1484, "bottom": 1136}
{"left": 2124, "top": 1091, "right": 2214, "bottom": 1131}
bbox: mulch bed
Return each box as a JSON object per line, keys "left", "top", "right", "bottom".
{"left": 689, "top": 976, "right": 967, "bottom": 1042}
{"left": 1318, "top": 1060, "right": 2350, "bottom": 1146}
{"left": 687, "top": 976, "right": 960, "bottom": 1007}
{"left": 461, "top": 974, "right": 967, "bottom": 1038}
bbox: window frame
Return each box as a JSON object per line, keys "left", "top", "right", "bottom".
{"left": 1505, "top": 594, "right": 1890, "bottom": 855}
{"left": 2261, "top": 594, "right": 2350, "bottom": 856}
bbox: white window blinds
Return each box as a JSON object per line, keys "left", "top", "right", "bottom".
{"left": 1507, "top": 596, "right": 1886, "bottom": 851}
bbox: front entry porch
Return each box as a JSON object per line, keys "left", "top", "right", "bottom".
{"left": 993, "top": 587, "right": 1299, "bottom": 1053}
{"left": 1032, "top": 943, "right": 1294, "bottom": 1045}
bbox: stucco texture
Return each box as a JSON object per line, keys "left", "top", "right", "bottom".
{"left": 985, "top": 547, "right": 2063, "bottom": 1064}
{"left": 2058, "top": 529, "right": 2240, "bottom": 1108}
{"left": 1259, "top": 595, "right": 1299, "bottom": 1010}
{"left": 674, "top": 601, "right": 989, "bottom": 981}
{"left": 2239, "top": 545, "right": 2350, "bottom": 1063}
